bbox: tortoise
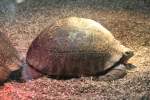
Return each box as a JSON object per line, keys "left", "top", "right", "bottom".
{"left": 22, "top": 17, "right": 134, "bottom": 81}
{"left": 0, "top": 32, "right": 21, "bottom": 83}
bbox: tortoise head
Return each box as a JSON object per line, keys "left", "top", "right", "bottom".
{"left": 119, "top": 45, "right": 134, "bottom": 64}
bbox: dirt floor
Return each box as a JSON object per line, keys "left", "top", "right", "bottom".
{"left": 0, "top": 0, "right": 150, "bottom": 100}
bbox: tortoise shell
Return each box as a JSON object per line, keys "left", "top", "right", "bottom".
{"left": 0, "top": 32, "right": 21, "bottom": 82}
{"left": 26, "top": 17, "right": 131, "bottom": 79}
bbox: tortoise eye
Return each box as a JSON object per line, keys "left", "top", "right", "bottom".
{"left": 124, "top": 50, "right": 134, "bottom": 57}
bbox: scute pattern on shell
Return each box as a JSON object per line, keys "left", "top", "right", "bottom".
{"left": 26, "top": 17, "right": 125, "bottom": 78}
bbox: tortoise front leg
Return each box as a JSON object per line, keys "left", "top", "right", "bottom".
{"left": 94, "top": 64, "right": 127, "bottom": 81}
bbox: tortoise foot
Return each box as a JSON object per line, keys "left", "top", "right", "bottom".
{"left": 94, "top": 64, "right": 127, "bottom": 81}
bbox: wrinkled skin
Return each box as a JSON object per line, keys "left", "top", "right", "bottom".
{"left": 0, "top": 32, "right": 21, "bottom": 83}
{"left": 24, "top": 17, "right": 134, "bottom": 81}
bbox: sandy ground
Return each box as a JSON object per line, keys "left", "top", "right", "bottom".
{"left": 0, "top": 0, "right": 150, "bottom": 100}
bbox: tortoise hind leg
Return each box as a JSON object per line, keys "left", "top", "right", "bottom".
{"left": 94, "top": 64, "right": 127, "bottom": 81}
